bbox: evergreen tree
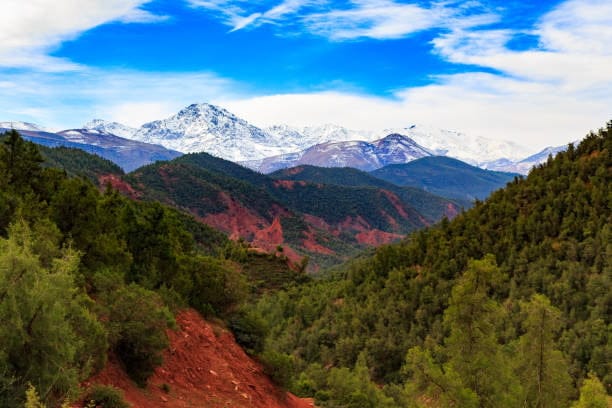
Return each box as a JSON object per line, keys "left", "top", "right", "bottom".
{"left": 0, "top": 221, "right": 104, "bottom": 407}
{"left": 571, "top": 373, "right": 609, "bottom": 408}
{"left": 515, "top": 294, "right": 573, "bottom": 407}
{"left": 442, "top": 255, "right": 522, "bottom": 407}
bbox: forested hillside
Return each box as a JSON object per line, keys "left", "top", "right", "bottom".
{"left": 0, "top": 130, "right": 302, "bottom": 407}
{"left": 249, "top": 123, "right": 612, "bottom": 407}
{"left": 370, "top": 156, "right": 518, "bottom": 204}
{"left": 125, "top": 152, "right": 461, "bottom": 269}
{"left": 39, "top": 145, "right": 124, "bottom": 184}
{"left": 269, "top": 165, "right": 462, "bottom": 219}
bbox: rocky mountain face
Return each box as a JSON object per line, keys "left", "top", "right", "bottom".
{"left": 243, "top": 133, "right": 432, "bottom": 172}
{"left": 128, "top": 103, "right": 281, "bottom": 162}
{"left": 76, "top": 103, "right": 534, "bottom": 169}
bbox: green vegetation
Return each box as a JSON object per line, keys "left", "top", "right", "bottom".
{"left": 40, "top": 146, "right": 124, "bottom": 184}
{"left": 83, "top": 385, "right": 129, "bottom": 408}
{"left": 371, "top": 155, "right": 518, "bottom": 205}
{"left": 248, "top": 123, "right": 611, "bottom": 406}
{"left": 270, "top": 164, "right": 462, "bottom": 220}
{"left": 2, "top": 122, "right": 610, "bottom": 407}
{"left": 0, "top": 130, "right": 300, "bottom": 406}
{"left": 126, "top": 151, "right": 460, "bottom": 269}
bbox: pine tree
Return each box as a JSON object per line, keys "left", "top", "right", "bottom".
{"left": 442, "top": 255, "right": 522, "bottom": 407}
{"left": 571, "top": 373, "right": 608, "bottom": 408}
{"left": 515, "top": 294, "right": 573, "bottom": 407}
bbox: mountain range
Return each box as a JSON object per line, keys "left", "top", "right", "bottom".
{"left": 243, "top": 133, "right": 432, "bottom": 172}
{"left": 79, "top": 103, "right": 565, "bottom": 174}
{"left": 272, "top": 157, "right": 518, "bottom": 208}
{"left": 123, "top": 152, "right": 462, "bottom": 270}
{"left": 3, "top": 102, "right": 570, "bottom": 176}
{"left": 0, "top": 124, "right": 181, "bottom": 172}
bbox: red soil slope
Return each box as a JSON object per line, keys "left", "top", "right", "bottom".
{"left": 82, "top": 309, "right": 315, "bottom": 408}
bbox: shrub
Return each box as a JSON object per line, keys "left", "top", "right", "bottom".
{"left": 84, "top": 385, "right": 129, "bottom": 408}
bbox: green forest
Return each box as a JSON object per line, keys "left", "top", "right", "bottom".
{"left": 0, "top": 121, "right": 610, "bottom": 407}
{"left": 0, "top": 129, "right": 303, "bottom": 407}
{"left": 250, "top": 123, "right": 611, "bottom": 407}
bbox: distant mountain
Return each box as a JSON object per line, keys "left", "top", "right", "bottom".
{"left": 124, "top": 153, "right": 461, "bottom": 269}
{"left": 4, "top": 104, "right": 552, "bottom": 173}
{"left": 129, "top": 103, "right": 283, "bottom": 162}
{"left": 82, "top": 119, "right": 138, "bottom": 139}
{"left": 264, "top": 123, "right": 377, "bottom": 150}
{"left": 270, "top": 164, "right": 463, "bottom": 219}
{"left": 482, "top": 143, "right": 571, "bottom": 174}
{"left": 371, "top": 156, "right": 519, "bottom": 203}
{"left": 378, "top": 124, "right": 531, "bottom": 165}
{"left": 243, "top": 133, "right": 432, "bottom": 172}
{"left": 266, "top": 123, "right": 532, "bottom": 166}
{"left": 0, "top": 127, "right": 182, "bottom": 172}
{"left": 0, "top": 121, "right": 53, "bottom": 133}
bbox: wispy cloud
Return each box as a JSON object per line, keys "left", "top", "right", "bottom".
{"left": 432, "top": 0, "right": 612, "bottom": 89}
{"left": 188, "top": 0, "right": 497, "bottom": 40}
{"left": 218, "top": 0, "right": 612, "bottom": 147}
{"left": 0, "top": 69, "right": 243, "bottom": 129}
{"left": 0, "top": 0, "right": 168, "bottom": 70}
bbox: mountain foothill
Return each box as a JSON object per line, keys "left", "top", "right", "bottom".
{"left": 0, "top": 108, "right": 609, "bottom": 408}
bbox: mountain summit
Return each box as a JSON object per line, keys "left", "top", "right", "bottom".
{"left": 128, "top": 103, "right": 281, "bottom": 162}
{"left": 83, "top": 119, "right": 138, "bottom": 139}
{"left": 243, "top": 133, "right": 432, "bottom": 172}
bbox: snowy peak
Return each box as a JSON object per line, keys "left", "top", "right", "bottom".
{"left": 378, "top": 124, "right": 532, "bottom": 164}
{"left": 243, "top": 133, "right": 432, "bottom": 173}
{"left": 0, "top": 121, "right": 52, "bottom": 133}
{"left": 131, "top": 103, "right": 280, "bottom": 161}
{"left": 481, "top": 143, "right": 571, "bottom": 174}
{"left": 82, "top": 119, "right": 137, "bottom": 139}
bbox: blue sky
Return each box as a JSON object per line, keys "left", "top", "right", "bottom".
{"left": 1, "top": 0, "right": 611, "bottom": 148}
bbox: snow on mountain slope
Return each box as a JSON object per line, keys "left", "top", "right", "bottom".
{"left": 375, "top": 124, "right": 532, "bottom": 165}
{"left": 243, "top": 133, "right": 432, "bottom": 172}
{"left": 482, "top": 143, "right": 571, "bottom": 174}
{"left": 265, "top": 124, "right": 377, "bottom": 150}
{"left": 130, "top": 103, "right": 282, "bottom": 162}
{"left": 265, "top": 123, "right": 532, "bottom": 167}
{"left": 83, "top": 119, "right": 138, "bottom": 139}
{"left": 10, "top": 127, "right": 182, "bottom": 172}
{"left": 4, "top": 104, "right": 542, "bottom": 172}
{"left": 0, "top": 121, "right": 53, "bottom": 133}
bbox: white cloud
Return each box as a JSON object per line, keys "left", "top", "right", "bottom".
{"left": 220, "top": 70, "right": 609, "bottom": 150}
{"left": 1, "top": 0, "right": 610, "bottom": 153}
{"left": 189, "top": 0, "right": 497, "bottom": 40}
{"left": 0, "top": 0, "right": 167, "bottom": 70}
{"left": 217, "top": 1, "right": 612, "bottom": 149}
{"left": 432, "top": 0, "right": 612, "bottom": 90}
{"left": 303, "top": 1, "right": 442, "bottom": 40}
{"left": 0, "top": 69, "right": 242, "bottom": 129}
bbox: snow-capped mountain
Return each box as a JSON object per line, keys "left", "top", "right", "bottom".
{"left": 83, "top": 119, "right": 138, "bottom": 139}
{"left": 482, "top": 143, "right": 571, "bottom": 174}
{"left": 129, "top": 103, "right": 282, "bottom": 162}
{"left": 0, "top": 121, "right": 53, "bottom": 133}
{"left": 374, "top": 125, "right": 532, "bottom": 165}
{"left": 265, "top": 124, "right": 378, "bottom": 151}
{"left": 243, "top": 133, "right": 432, "bottom": 173}
{"left": 265, "top": 123, "right": 532, "bottom": 167}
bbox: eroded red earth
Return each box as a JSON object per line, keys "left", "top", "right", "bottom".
{"left": 98, "top": 174, "right": 141, "bottom": 200}
{"left": 81, "top": 309, "right": 315, "bottom": 408}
